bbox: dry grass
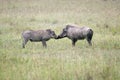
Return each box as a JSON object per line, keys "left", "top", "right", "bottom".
{"left": 0, "top": 0, "right": 120, "bottom": 80}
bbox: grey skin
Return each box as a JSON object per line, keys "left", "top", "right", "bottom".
{"left": 22, "top": 29, "right": 57, "bottom": 48}
{"left": 57, "top": 25, "right": 93, "bottom": 46}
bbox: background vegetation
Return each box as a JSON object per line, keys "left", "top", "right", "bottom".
{"left": 0, "top": 0, "right": 120, "bottom": 80}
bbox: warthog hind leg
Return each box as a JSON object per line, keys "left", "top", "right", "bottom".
{"left": 86, "top": 35, "right": 93, "bottom": 46}
{"left": 22, "top": 39, "right": 28, "bottom": 48}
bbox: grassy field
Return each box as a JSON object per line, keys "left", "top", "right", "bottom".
{"left": 0, "top": 0, "right": 120, "bottom": 80}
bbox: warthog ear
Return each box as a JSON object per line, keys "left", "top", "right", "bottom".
{"left": 63, "top": 28, "right": 68, "bottom": 32}
{"left": 63, "top": 25, "right": 70, "bottom": 32}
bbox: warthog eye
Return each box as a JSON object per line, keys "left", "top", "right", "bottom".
{"left": 60, "top": 31, "right": 67, "bottom": 37}
{"left": 51, "top": 31, "right": 56, "bottom": 37}
{"left": 52, "top": 32, "right": 55, "bottom": 35}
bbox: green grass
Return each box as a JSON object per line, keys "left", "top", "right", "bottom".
{"left": 0, "top": 0, "right": 120, "bottom": 80}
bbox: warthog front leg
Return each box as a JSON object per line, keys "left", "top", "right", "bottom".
{"left": 72, "top": 39, "right": 77, "bottom": 47}
{"left": 42, "top": 41, "right": 47, "bottom": 48}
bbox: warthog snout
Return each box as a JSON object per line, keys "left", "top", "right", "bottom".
{"left": 56, "top": 29, "right": 67, "bottom": 39}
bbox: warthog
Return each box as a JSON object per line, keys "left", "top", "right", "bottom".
{"left": 22, "top": 29, "right": 57, "bottom": 48}
{"left": 57, "top": 24, "right": 93, "bottom": 46}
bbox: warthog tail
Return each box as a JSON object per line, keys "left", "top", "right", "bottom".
{"left": 87, "top": 29, "right": 93, "bottom": 41}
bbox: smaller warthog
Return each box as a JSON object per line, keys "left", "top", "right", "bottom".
{"left": 22, "top": 29, "right": 57, "bottom": 48}
{"left": 57, "top": 24, "right": 93, "bottom": 46}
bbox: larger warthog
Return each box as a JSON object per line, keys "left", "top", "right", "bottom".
{"left": 57, "top": 24, "right": 93, "bottom": 46}
{"left": 22, "top": 29, "right": 57, "bottom": 48}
